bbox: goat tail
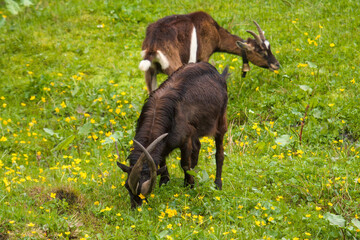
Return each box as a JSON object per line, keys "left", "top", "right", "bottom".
{"left": 139, "top": 50, "right": 155, "bottom": 72}
{"left": 221, "top": 65, "right": 231, "bottom": 80}
{"left": 139, "top": 59, "right": 152, "bottom": 72}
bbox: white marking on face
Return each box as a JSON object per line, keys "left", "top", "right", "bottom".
{"left": 264, "top": 40, "right": 270, "bottom": 49}
{"left": 156, "top": 50, "right": 170, "bottom": 70}
{"left": 141, "top": 50, "right": 146, "bottom": 58}
{"left": 188, "top": 26, "right": 197, "bottom": 63}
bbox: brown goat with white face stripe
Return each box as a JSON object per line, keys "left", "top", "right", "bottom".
{"left": 139, "top": 11, "right": 279, "bottom": 93}
{"left": 118, "top": 62, "right": 229, "bottom": 208}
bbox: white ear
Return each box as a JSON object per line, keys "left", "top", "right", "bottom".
{"left": 236, "top": 41, "right": 254, "bottom": 51}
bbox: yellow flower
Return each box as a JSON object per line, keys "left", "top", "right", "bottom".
{"left": 330, "top": 43, "right": 335, "bottom": 47}
{"left": 100, "top": 206, "right": 112, "bottom": 212}
{"left": 328, "top": 202, "right": 333, "bottom": 206}
{"left": 316, "top": 206, "right": 321, "bottom": 211}
{"left": 328, "top": 103, "right": 334, "bottom": 107}
{"left": 268, "top": 217, "right": 274, "bottom": 221}
{"left": 94, "top": 201, "right": 99, "bottom": 205}
{"left": 318, "top": 214, "right": 324, "bottom": 218}
{"left": 50, "top": 193, "right": 56, "bottom": 199}
{"left": 30, "top": 96, "right": 35, "bottom": 100}
{"left": 305, "top": 232, "right": 311, "bottom": 236}
{"left": 27, "top": 223, "right": 35, "bottom": 227}
{"left": 305, "top": 214, "right": 311, "bottom": 217}
{"left": 60, "top": 101, "right": 66, "bottom": 108}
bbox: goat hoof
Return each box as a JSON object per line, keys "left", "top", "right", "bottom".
{"left": 159, "top": 176, "right": 170, "bottom": 187}
{"left": 184, "top": 178, "right": 195, "bottom": 188}
{"left": 214, "top": 179, "right": 222, "bottom": 190}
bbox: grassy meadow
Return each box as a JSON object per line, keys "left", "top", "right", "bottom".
{"left": 1, "top": 0, "right": 360, "bottom": 239}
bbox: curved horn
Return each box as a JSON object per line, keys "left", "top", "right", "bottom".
{"left": 127, "top": 133, "right": 168, "bottom": 195}
{"left": 246, "top": 30, "right": 262, "bottom": 46}
{"left": 253, "top": 21, "right": 266, "bottom": 41}
{"left": 133, "top": 139, "right": 157, "bottom": 196}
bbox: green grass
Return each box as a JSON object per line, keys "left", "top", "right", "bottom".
{"left": 1, "top": 0, "right": 360, "bottom": 239}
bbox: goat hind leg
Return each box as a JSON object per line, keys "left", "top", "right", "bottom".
{"left": 145, "top": 68, "right": 156, "bottom": 94}
{"left": 214, "top": 132, "right": 225, "bottom": 190}
{"left": 180, "top": 139, "right": 194, "bottom": 187}
{"left": 190, "top": 138, "right": 201, "bottom": 169}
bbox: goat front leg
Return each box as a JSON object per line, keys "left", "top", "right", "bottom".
{"left": 158, "top": 161, "right": 170, "bottom": 187}
{"left": 180, "top": 139, "right": 194, "bottom": 188}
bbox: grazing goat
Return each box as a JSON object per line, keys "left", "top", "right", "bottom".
{"left": 139, "top": 11, "right": 279, "bottom": 93}
{"left": 118, "top": 62, "right": 229, "bottom": 208}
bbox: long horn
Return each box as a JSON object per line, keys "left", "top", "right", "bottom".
{"left": 133, "top": 139, "right": 157, "bottom": 196}
{"left": 127, "top": 133, "right": 168, "bottom": 195}
{"left": 246, "top": 30, "right": 262, "bottom": 46}
{"left": 253, "top": 21, "right": 266, "bottom": 41}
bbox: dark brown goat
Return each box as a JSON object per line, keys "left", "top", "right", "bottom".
{"left": 139, "top": 11, "right": 279, "bottom": 93}
{"left": 117, "top": 62, "right": 228, "bottom": 208}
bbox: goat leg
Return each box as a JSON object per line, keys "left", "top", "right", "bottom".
{"left": 159, "top": 163, "right": 170, "bottom": 187}
{"left": 180, "top": 139, "right": 194, "bottom": 188}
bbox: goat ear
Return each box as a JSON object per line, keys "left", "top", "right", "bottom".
{"left": 117, "top": 161, "right": 131, "bottom": 173}
{"left": 157, "top": 166, "right": 167, "bottom": 175}
{"left": 236, "top": 41, "right": 254, "bottom": 51}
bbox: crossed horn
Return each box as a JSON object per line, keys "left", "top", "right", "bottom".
{"left": 246, "top": 21, "right": 266, "bottom": 46}
{"left": 126, "top": 133, "right": 168, "bottom": 196}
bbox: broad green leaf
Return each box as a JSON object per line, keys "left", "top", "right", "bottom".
{"left": 21, "top": 0, "right": 33, "bottom": 7}
{"left": 52, "top": 135, "right": 75, "bottom": 151}
{"left": 306, "top": 61, "right": 318, "bottom": 68}
{"left": 312, "top": 108, "right": 322, "bottom": 119}
{"left": 299, "top": 85, "right": 313, "bottom": 93}
{"left": 186, "top": 170, "right": 197, "bottom": 176}
{"left": 101, "top": 131, "right": 123, "bottom": 145}
{"left": 351, "top": 218, "right": 360, "bottom": 229}
{"left": 158, "top": 230, "right": 169, "bottom": 238}
{"left": 43, "top": 128, "right": 60, "bottom": 138}
{"left": 78, "top": 123, "right": 92, "bottom": 136}
{"left": 199, "top": 169, "right": 209, "bottom": 183}
{"left": 5, "top": 0, "right": 21, "bottom": 15}
{"left": 275, "top": 135, "right": 291, "bottom": 146}
{"left": 0, "top": 18, "right": 5, "bottom": 28}
{"left": 324, "top": 212, "right": 345, "bottom": 228}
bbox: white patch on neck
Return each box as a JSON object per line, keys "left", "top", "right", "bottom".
{"left": 264, "top": 40, "right": 270, "bottom": 49}
{"left": 141, "top": 50, "right": 146, "bottom": 58}
{"left": 156, "top": 50, "right": 169, "bottom": 70}
{"left": 188, "top": 26, "right": 197, "bottom": 63}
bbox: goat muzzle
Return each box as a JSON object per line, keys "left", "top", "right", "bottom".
{"left": 128, "top": 133, "right": 169, "bottom": 196}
